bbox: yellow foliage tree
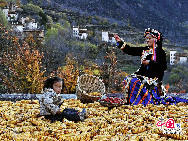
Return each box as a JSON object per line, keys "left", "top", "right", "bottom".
{"left": 2, "top": 42, "right": 45, "bottom": 94}
{"left": 50, "top": 54, "right": 101, "bottom": 94}
{"left": 50, "top": 54, "right": 79, "bottom": 94}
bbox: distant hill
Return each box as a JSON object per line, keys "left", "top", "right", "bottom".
{"left": 21, "top": 0, "right": 188, "bottom": 46}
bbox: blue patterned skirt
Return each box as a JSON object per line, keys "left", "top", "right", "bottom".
{"left": 124, "top": 75, "right": 188, "bottom": 107}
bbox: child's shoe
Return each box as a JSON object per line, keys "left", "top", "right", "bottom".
{"left": 79, "top": 108, "right": 87, "bottom": 121}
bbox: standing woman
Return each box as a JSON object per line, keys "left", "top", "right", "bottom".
{"left": 114, "top": 28, "right": 188, "bottom": 106}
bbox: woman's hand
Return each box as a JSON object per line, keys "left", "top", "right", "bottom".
{"left": 114, "top": 34, "right": 122, "bottom": 42}
{"left": 114, "top": 34, "right": 126, "bottom": 49}
{"left": 142, "top": 60, "right": 150, "bottom": 66}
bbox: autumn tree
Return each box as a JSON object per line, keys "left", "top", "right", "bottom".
{"left": 49, "top": 53, "right": 102, "bottom": 94}
{"left": 0, "top": 25, "right": 45, "bottom": 93}
{"left": 1, "top": 42, "right": 45, "bottom": 94}
{"left": 49, "top": 54, "right": 79, "bottom": 94}
{"left": 101, "top": 49, "right": 128, "bottom": 93}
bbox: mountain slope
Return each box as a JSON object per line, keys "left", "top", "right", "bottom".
{"left": 22, "top": 0, "right": 188, "bottom": 46}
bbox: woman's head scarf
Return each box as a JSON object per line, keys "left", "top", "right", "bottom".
{"left": 144, "top": 28, "right": 163, "bottom": 43}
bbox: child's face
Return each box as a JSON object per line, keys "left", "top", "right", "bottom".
{"left": 53, "top": 81, "right": 62, "bottom": 94}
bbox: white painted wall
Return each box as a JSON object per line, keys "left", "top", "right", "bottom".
{"left": 73, "top": 27, "right": 79, "bottom": 38}
{"left": 21, "top": 17, "right": 28, "bottom": 25}
{"left": 80, "top": 33, "right": 88, "bottom": 39}
{"left": 109, "top": 36, "right": 116, "bottom": 44}
{"left": 15, "top": 25, "right": 24, "bottom": 32}
{"left": 26, "top": 22, "right": 37, "bottom": 30}
{"left": 2, "top": 8, "right": 9, "bottom": 18}
{"left": 178, "top": 57, "right": 187, "bottom": 64}
{"left": 170, "top": 50, "right": 177, "bottom": 65}
{"left": 102, "top": 31, "right": 109, "bottom": 42}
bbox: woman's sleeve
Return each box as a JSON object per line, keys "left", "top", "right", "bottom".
{"left": 117, "top": 41, "right": 145, "bottom": 56}
{"left": 42, "top": 93, "right": 60, "bottom": 115}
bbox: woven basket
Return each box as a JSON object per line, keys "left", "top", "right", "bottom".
{"left": 76, "top": 74, "right": 105, "bottom": 103}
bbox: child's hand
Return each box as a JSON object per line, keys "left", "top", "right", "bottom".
{"left": 56, "top": 110, "right": 61, "bottom": 114}
{"left": 59, "top": 100, "right": 64, "bottom": 107}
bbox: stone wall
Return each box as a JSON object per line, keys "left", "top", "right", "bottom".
{"left": 0, "top": 93, "right": 187, "bottom": 102}
{"left": 0, "top": 93, "right": 77, "bottom": 102}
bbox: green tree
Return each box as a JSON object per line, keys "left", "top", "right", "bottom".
{"left": 46, "top": 15, "right": 53, "bottom": 25}
{"left": 43, "top": 22, "right": 72, "bottom": 74}
{"left": 22, "top": 3, "right": 48, "bottom": 26}
{"left": 39, "top": 11, "right": 48, "bottom": 26}
{"left": 45, "top": 23, "right": 63, "bottom": 39}
{"left": 168, "top": 65, "right": 188, "bottom": 93}
{"left": 100, "top": 18, "right": 109, "bottom": 26}
{"left": 88, "top": 15, "right": 92, "bottom": 23}
{"left": 62, "top": 13, "right": 67, "bottom": 20}
{"left": 45, "top": 27, "right": 58, "bottom": 39}
{"left": 169, "top": 74, "right": 180, "bottom": 84}
{"left": 0, "top": 9, "right": 8, "bottom": 27}
{"left": 112, "top": 22, "right": 118, "bottom": 28}
{"left": 22, "top": 3, "right": 43, "bottom": 15}
{"left": 4, "top": 0, "right": 16, "bottom": 3}
{"left": 171, "top": 68, "right": 183, "bottom": 74}
{"left": 43, "top": 21, "right": 100, "bottom": 75}
{"left": 80, "top": 16, "right": 86, "bottom": 25}
{"left": 62, "top": 20, "right": 70, "bottom": 29}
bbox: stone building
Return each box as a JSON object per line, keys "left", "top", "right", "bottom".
{"left": 73, "top": 26, "right": 88, "bottom": 39}
{"left": 102, "top": 31, "right": 116, "bottom": 44}
{"left": 170, "top": 50, "right": 187, "bottom": 65}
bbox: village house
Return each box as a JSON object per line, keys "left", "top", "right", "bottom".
{"left": 2, "top": 7, "right": 9, "bottom": 18}
{"left": 24, "top": 18, "right": 38, "bottom": 30}
{"left": 11, "top": 21, "right": 24, "bottom": 33}
{"left": 2, "top": 3, "right": 19, "bottom": 21}
{"left": 23, "top": 29, "right": 44, "bottom": 42}
{"left": 102, "top": 31, "right": 116, "bottom": 44}
{"left": 2, "top": 3, "right": 44, "bottom": 41}
{"left": 7, "top": 10, "right": 19, "bottom": 21}
{"left": 73, "top": 26, "right": 88, "bottom": 39}
{"left": 170, "top": 50, "right": 187, "bottom": 65}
